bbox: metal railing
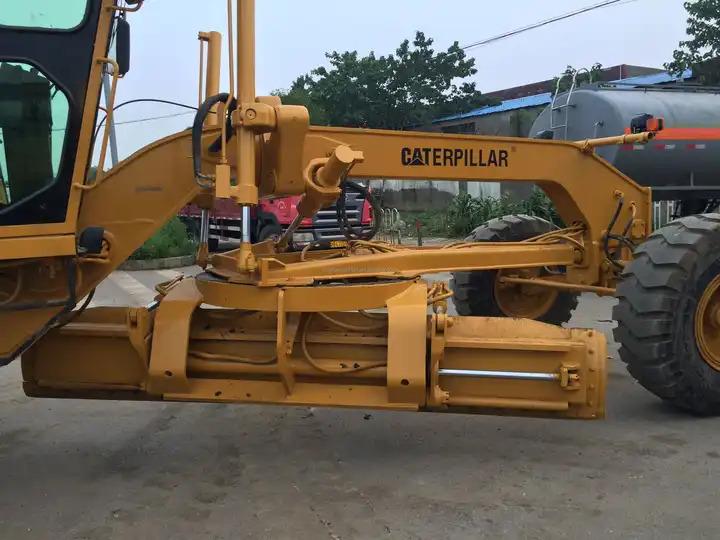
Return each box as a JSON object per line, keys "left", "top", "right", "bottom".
{"left": 653, "top": 201, "right": 676, "bottom": 229}
{"left": 379, "top": 208, "right": 402, "bottom": 244}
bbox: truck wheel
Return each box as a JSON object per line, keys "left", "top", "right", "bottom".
{"left": 613, "top": 214, "right": 720, "bottom": 415}
{"left": 257, "top": 223, "right": 283, "bottom": 243}
{"left": 450, "top": 215, "right": 578, "bottom": 324}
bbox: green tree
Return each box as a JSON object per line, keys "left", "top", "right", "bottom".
{"left": 277, "top": 32, "right": 496, "bottom": 130}
{"left": 271, "top": 79, "right": 329, "bottom": 125}
{"left": 554, "top": 63, "right": 603, "bottom": 92}
{"left": 667, "top": 0, "right": 720, "bottom": 83}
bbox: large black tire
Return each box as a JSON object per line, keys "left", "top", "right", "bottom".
{"left": 613, "top": 214, "right": 720, "bottom": 415}
{"left": 450, "top": 214, "right": 578, "bottom": 324}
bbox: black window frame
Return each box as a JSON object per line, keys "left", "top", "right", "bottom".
{"left": 0, "top": 0, "right": 107, "bottom": 226}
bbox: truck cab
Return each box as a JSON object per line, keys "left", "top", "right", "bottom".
{"left": 179, "top": 189, "right": 376, "bottom": 250}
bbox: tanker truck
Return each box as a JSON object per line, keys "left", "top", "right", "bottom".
{"left": 531, "top": 84, "right": 720, "bottom": 217}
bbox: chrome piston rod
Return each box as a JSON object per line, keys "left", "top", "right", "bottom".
{"left": 438, "top": 368, "right": 560, "bottom": 382}
{"left": 241, "top": 206, "right": 252, "bottom": 243}
{"left": 200, "top": 209, "right": 210, "bottom": 244}
{"left": 276, "top": 213, "right": 303, "bottom": 249}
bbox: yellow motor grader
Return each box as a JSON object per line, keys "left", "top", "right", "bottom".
{"left": 2, "top": 0, "right": 719, "bottom": 418}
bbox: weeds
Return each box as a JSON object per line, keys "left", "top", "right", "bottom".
{"left": 130, "top": 217, "right": 196, "bottom": 260}
{"left": 404, "top": 189, "right": 561, "bottom": 239}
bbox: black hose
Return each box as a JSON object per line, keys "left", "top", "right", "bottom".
{"left": 208, "top": 97, "right": 237, "bottom": 153}
{"left": 93, "top": 96, "right": 237, "bottom": 181}
{"left": 192, "top": 93, "right": 230, "bottom": 181}
{"left": 336, "top": 180, "right": 382, "bottom": 241}
{"left": 603, "top": 197, "right": 624, "bottom": 269}
{"left": 614, "top": 207, "right": 636, "bottom": 258}
{"left": 608, "top": 233, "right": 636, "bottom": 251}
{"left": 53, "top": 288, "right": 96, "bottom": 329}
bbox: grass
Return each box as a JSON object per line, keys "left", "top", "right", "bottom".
{"left": 402, "top": 190, "right": 561, "bottom": 239}
{"left": 129, "top": 217, "right": 197, "bottom": 260}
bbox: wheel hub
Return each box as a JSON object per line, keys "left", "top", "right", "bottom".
{"left": 695, "top": 274, "right": 720, "bottom": 371}
{"left": 494, "top": 269, "right": 559, "bottom": 320}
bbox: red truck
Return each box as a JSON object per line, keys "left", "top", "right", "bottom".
{"left": 179, "top": 188, "right": 376, "bottom": 251}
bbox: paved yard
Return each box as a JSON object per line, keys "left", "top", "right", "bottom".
{"left": 1, "top": 268, "right": 718, "bottom": 539}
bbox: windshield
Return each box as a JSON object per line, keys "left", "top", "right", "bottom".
{"left": 0, "top": 62, "right": 70, "bottom": 210}
{"left": 0, "top": 0, "right": 89, "bottom": 30}
{"left": 0, "top": 0, "right": 99, "bottom": 224}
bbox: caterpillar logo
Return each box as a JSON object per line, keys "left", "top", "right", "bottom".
{"left": 401, "top": 147, "right": 510, "bottom": 168}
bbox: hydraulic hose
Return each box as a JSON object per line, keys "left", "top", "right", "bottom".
{"left": 336, "top": 180, "right": 383, "bottom": 241}
{"left": 191, "top": 93, "right": 231, "bottom": 184}
{"left": 208, "top": 97, "right": 237, "bottom": 153}
{"left": 603, "top": 196, "right": 624, "bottom": 269}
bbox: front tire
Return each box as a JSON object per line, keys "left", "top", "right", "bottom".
{"left": 613, "top": 214, "right": 720, "bottom": 415}
{"left": 450, "top": 214, "right": 578, "bottom": 324}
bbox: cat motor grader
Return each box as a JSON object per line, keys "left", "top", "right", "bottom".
{"left": 2, "top": 0, "right": 720, "bottom": 418}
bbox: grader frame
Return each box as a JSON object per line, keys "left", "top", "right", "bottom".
{"left": 1, "top": 0, "right": 656, "bottom": 420}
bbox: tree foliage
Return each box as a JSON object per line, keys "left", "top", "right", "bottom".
{"left": 274, "top": 32, "right": 496, "bottom": 130}
{"left": 666, "top": 0, "right": 720, "bottom": 83}
{"left": 270, "top": 82, "right": 329, "bottom": 125}
{"left": 554, "top": 63, "right": 603, "bottom": 92}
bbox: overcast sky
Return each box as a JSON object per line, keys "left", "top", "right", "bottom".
{"left": 107, "top": 0, "right": 689, "bottom": 159}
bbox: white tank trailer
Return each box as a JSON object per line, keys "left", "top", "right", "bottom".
{"left": 531, "top": 85, "right": 720, "bottom": 214}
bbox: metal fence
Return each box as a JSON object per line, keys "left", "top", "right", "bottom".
{"left": 379, "top": 208, "right": 402, "bottom": 244}
{"left": 653, "top": 201, "right": 676, "bottom": 229}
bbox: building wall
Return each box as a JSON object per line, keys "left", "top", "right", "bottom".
{"left": 483, "top": 64, "right": 662, "bottom": 101}
{"left": 435, "top": 106, "right": 545, "bottom": 137}
{"left": 372, "top": 178, "right": 501, "bottom": 212}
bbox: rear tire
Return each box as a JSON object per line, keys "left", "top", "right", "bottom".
{"left": 613, "top": 214, "right": 720, "bottom": 415}
{"left": 450, "top": 214, "right": 578, "bottom": 324}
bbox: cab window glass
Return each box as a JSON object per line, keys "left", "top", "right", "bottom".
{"left": 0, "top": 62, "right": 70, "bottom": 210}
{"left": 0, "top": 0, "right": 89, "bottom": 30}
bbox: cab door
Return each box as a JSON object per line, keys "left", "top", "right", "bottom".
{"left": 0, "top": 0, "right": 111, "bottom": 259}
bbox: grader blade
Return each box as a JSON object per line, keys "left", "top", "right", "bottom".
{"left": 23, "top": 278, "right": 606, "bottom": 419}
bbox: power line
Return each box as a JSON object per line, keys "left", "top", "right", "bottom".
{"left": 54, "top": 110, "right": 194, "bottom": 132}
{"left": 461, "top": 0, "right": 641, "bottom": 51}
{"left": 111, "top": 110, "right": 194, "bottom": 127}
{"left": 93, "top": 99, "right": 198, "bottom": 139}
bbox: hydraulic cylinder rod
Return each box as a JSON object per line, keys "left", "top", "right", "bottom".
{"left": 438, "top": 368, "right": 560, "bottom": 382}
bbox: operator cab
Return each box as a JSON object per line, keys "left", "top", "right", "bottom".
{"left": 0, "top": 1, "right": 112, "bottom": 233}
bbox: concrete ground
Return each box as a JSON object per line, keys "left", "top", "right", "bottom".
{"left": 1, "top": 267, "right": 719, "bottom": 539}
